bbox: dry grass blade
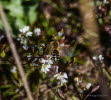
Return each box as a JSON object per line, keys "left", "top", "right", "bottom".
{"left": 0, "top": 2, "right": 33, "bottom": 100}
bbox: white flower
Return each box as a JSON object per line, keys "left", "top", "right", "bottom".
{"left": 103, "top": 0, "right": 108, "bottom": 4}
{"left": 47, "top": 59, "right": 53, "bottom": 64}
{"left": 58, "top": 32, "right": 63, "bottom": 36}
{"left": 40, "top": 58, "right": 48, "bottom": 64}
{"left": 40, "top": 58, "right": 53, "bottom": 64}
{"left": 26, "top": 32, "right": 33, "bottom": 37}
{"left": 41, "top": 64, "right": 51, "bottom": 74}
{"left": 42, "top": 44, "right": 45, "bottom": 46}
{"left": 54, "top": 72, "right": 68, "bottom": 86}
{"left": 27, "top": 53, "right": 32, "bottom": 60}
{"left": 40, "top": 43, "right": 45, "bottom": 47}
{"left": 62, "top": 73, "right": 68, "bottom": 79}
{"left": 11, "top": 66, "right": 17, "bottom": 73}
{"left": 19, "top": 26, "right": 29, "bottom": 33}
{"left": 17, "top": 38, "right": 20, "bottom": 41}
{"left": 62, "top": 36, "right": 65, "bottom": 40}
{"left": 22, "top": 45, "right": 28, "bottom": 50}
{"left": 99, "top": 54, "right": 104, "bottom": 61}
{"left": 60, "top": 43, "right": 64, "bottom": 47}
{"left": 86, "top": 83, "right": 91, "bottom": 89}
{"left": 61, "top": 79, "right": 67, "bottom": 86}
{"left": 34, "top": 28, "right": 41, "bottom": 36}
{"left": 92, "top": 56, "right": 97, "bottom": 61}
{"left": 93, "top": 55, "right": 104, "bottom": 61}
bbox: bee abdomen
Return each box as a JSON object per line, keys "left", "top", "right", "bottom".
{"left": 51, "top": 50, "right": 59, "bottom": 63}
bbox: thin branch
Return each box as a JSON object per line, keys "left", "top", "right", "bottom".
{"left": 0, "top": 2, "right": 33, "bottom": 100}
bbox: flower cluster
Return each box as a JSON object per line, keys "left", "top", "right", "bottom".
{"left": 19, "top": 26, "right": 32, "bottom": 37}
{"left": 18, "top": 26, "right": 68, "bottom": 86}
{"left": 40, "top": 58, "right": 53, "bottom": 74}
{"left": 17, "top": 26, "right": 42, "bottom": 52}
{"left": 54, "top": 72, "right": 68, "bottom": 86}
{"left": 40, "top": 55, "right": 68, "bottom": 86}
{"left": 92, "top": 54, "right": 104, "bottom": 62}
{"left": 19, "top": 26, "right": 41, "bottom": 37}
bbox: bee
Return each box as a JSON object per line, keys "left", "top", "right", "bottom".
{"left": 48, "top": 36, "right": 74, "bottom": 64}
{"left": 50, "top": 40, "right": 60, "bottom": 64}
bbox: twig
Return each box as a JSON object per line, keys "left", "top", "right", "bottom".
{"left": 0, "top": 2, "right": 33, "bottom": 100}
{"left": 51, "top": 89, "right": 63, "bottom": 100}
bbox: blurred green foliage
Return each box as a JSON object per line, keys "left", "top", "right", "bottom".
{"left": 2, "top": 0, "right": 39, "bottom": 37}
{"left": 0, "top": 0, "right": 111, "bottom": 100}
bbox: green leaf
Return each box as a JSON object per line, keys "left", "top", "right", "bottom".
{"left": 5, "top": 0, "right": 24, "bottom": 18}
{"left": 28, "top": 5, "right": 37, "bottom": 25}
{"left": 0, "top": 84, "right": 13, "bottom": 89}
{"left": 0, "top": 19, "right": 3, "bottom": 29}
{"left": 15, "top": 18, "right": 26, "bottom": 29}
{"left": 0, "top": 50, "right": 6, "bottom": 58}
{"left": 12, "top": 93, "right": 21, "bottom": 100}
{"left": 46, "top": 27, "right": 55, "bottom": 35}
{"left": 3, "top": 88, "right": 15, "bottom": 96}
{"left": 72, "top": 96, "right": 78, "bottom": 100}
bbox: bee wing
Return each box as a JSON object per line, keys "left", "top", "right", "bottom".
{"left": 60, "top": 45, "right": 74, "bottom": 57}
